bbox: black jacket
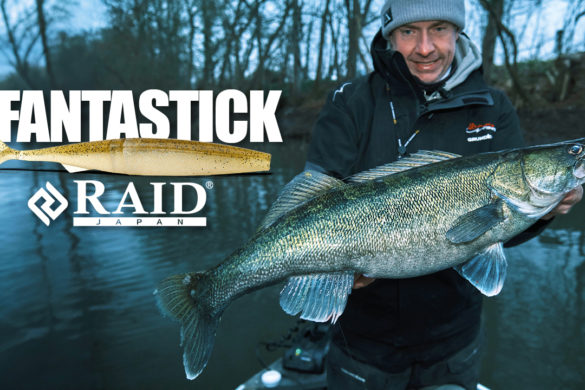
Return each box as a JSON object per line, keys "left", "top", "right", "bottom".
{"left": 306, "top": 31, "right": 529, "bottom": 372}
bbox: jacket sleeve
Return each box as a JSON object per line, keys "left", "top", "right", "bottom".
{"left": 504, "top": 218, "right": 553, "bottom": 247}
{"left": 306, "top": 83, "right": 361, "bottom": 179}
{"left": 490, "top": 89, "right": 525, "bottom": 150}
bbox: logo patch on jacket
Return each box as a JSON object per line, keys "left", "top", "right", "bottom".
{"left": 466, "top": 122, "right": 496, "bottom": 142}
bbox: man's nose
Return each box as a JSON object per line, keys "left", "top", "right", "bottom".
{"left": 415, "top": 31, "right": 434, "bottom": 57}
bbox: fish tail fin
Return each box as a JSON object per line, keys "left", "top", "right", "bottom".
{"left": 155, "top": 272, "right": 222, "bottom": 380}
{"left": 0, "top": 141, "right": 15, "bottom": 164}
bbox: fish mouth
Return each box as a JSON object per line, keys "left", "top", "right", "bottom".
{"left": 573, "top": 141, "right": 585, "bottom": 180}
{"left": 574, "top": 159, "right": 585, "bottom": 180}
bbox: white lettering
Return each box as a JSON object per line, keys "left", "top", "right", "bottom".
{"left": 51, "top": 90, "right": 81, "bottom": 142}
{"left": 198, "top": 90, "right": 214, "bottom": 142}
{"left": 113, "top": 182, "right": 146, "bottom": 214}
{"left": 139, "top": 89, "right": 170, "bottom": 138}
{"left": 82, "top": 90, "right": 111, "bottom": 141}
{"left": 169, "top": 90, "right": 199, "bottom": 140}
{"left": 151, "top": 182, "right": 166, "bottom": 214}
{"left": 74, "top": 180, "right": 110, "bottom": 214}
{"left": 17, "top": 91, "right": 50, "bottom": 142}
{"left": 250, "top": 90, "right": 282, "bottom": 142}
{"left": 0, "top": 91, "right": 20, "bottom": 142}
{"left": 467, "top": 134, "right": 494, "bottom": 143}
{"left": 107, "top": 90, "right": 139, "bottom": 139}
{"left": 216, "top": 89, "right": 247, "bottom": 143}
{"left": 1, "top": 89, "right": 283, "bottom": 143}
{"left": 171, "top": 182, "right": 207, "bottom": 214}
{"left": 73, "top": 217, "right": 207, "bottom": 227}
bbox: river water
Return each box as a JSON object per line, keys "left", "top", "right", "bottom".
{"left": 0, "top": 140, "right": 583, "bottom": 390}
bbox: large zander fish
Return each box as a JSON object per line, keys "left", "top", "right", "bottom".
{"left": 155, "top": 139, "right": 585, "bottom": 379}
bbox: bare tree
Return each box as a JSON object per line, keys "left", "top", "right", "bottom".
{"left": 290, "top": 0, "right": 303, "bottom": 97}
{"left": 200, "top": 0, "right": 218, "bottom": 87}
{"left": 254, "top": 1, "right": 292, "bottom": 85}
{"left": 303, "top": 15, "right": 314, "bottom": 81}
{"left": 314, "top": 0, "right": 331, "bottom": 88}
{"left": 559, "top": 0, "right": 585, "bottom": 54}
{"left": 35, "top": 0, "right": 56, "bottom": 88}
{"left": 344, "top": 0, "right": 374, "bottom": 79}
{"left": 480, "top": 0, "right": 504, "bottom": 81}
{"left": 479, "top": 0, "right": 532, "bottom": 105}
{"left": 185, "top": 0, "right": 199, "bottom": 87}
{"left": 0, "top": 0, "right": 40, "bottom": 88}
{"left": 326, "top": 6, "right": 342, "bottom": 80}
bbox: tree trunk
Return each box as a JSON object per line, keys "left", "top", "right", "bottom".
{"left": 480, "top": 0, "right": 532, "bottom": 105}
{"left": 185, "top": 0, "right": 197, "bottom": 88}
{"left": 345, "top": 0, "right": 359, "bottom": 79}
{"left": 35, "top": 0, "right": 56, "bottom": 88}
{"left": 314, "top": 0, "right": 331, "bottom": 88}
{"left": 327, "top": 14, "right": 341, "bottom": 80}
{"left": 291, "top": 0, "right": 303, "bottom": 97}
{"left": 201, "top": 0, "right": 215, "bottom": 88}
{"left": 481, "top": 0, "right": 504, "bottom": 82}
{"left": 0, "top": 0, "right": 36, "bottom": 88}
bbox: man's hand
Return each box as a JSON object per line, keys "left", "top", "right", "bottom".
{"left": 542, "top": 185, "right": 583, "bottom": 220}
{"left": 353, "top": 274, "right": 376, "bottom": 289}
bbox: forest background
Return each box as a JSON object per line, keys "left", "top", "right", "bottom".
{"left": 0, "top": 0, "right": 584, "bottom": 145}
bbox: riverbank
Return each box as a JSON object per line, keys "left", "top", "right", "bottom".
{"left": 277, "top": 53, "right": 585, "bottom": 146}
{"left": 277, "top": 99, "right": 583, "bottom": 146}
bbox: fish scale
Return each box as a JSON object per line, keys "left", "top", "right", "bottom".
{"left": 155, "top": 139, "right": 585, "bottom": 380}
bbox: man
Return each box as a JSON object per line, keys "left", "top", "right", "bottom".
{"left": 305, "top": 0, "right": 583, "bottom": 389}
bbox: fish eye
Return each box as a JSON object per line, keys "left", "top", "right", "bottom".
{"left": 568, "top": 144, "right": 583, "bottom": 155}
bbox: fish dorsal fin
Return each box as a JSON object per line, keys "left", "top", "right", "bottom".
{"left": 259, "top": 170, "right": 344, "bottom": 230}
{"left": 279, "top": 272, "right": 353, "bottom": 323}
{"left": 347, "top": 150, "right": 461, "bottom": 183}
{"left": 454, "top": 242, "right": 507, "bottom": 296}
{"left": 446, "top": 200, "right": 505, "bottom": 244}
{"left": 62, "top": 163, "right": 89, "bottom": 173}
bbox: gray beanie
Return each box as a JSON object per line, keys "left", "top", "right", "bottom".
{"left": 381, "top": 0, "right": 465, "bottom": 39}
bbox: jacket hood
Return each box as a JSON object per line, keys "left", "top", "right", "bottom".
{"left": 445, "top": 34, "right": 483, "bottom": 91}
{"left": 370, "top": 29, "right": 483, "bottom": 92}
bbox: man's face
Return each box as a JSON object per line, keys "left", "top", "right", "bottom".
{"left": 389, "top": 21, "right": 459, "bottom": 84}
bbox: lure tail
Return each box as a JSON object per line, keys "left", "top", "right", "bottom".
{"left": 0, "top": 141, "right": 16, "bottom": 164}
{"left": 155, "top": 272, "right": 222, "bottom": 380}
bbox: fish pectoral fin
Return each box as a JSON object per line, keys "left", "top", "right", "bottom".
{"left": 61, "top": 163, "right": 89, "bottom": 173}
{"left": 259, "top": 170, "right": 344, "bottom": 230}
{"left": 454, "top": 242, "right": 507, "bottom": 296}
{"left": 446, "top": 200, "right": 505, "bottom": 244}
{"left": 279, "top": 272, "right": 353, "bottom": 323}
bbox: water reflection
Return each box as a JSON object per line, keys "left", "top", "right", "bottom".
{"left": 0, "top": 140, "right": 583, "bottom": 390}
{"left": 482, "top": 209, "right": 585, "bottom": 389}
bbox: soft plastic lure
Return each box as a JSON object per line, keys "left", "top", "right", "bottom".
{"left": 0, "top": 138, "right": 271, "bottom": 176}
